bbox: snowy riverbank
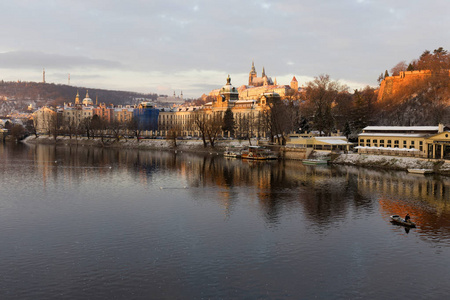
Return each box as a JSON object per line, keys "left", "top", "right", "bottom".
{"left": 23, "top": 135, "right": 253, "bottom": 154}
{"left": 22, "top": 136, "right": 450, "bottom": 174}
{"left": 333, "top": 153, "right": 450, "bottom": 175}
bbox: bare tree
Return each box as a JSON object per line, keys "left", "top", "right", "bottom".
{"left": 192, "top": 110, "right": 209, "bottom": 147}
{"left": 108, "top": 120, "right": 124, "bottom": 142}
{"left": 25, "top": 118, "right": 38, "bottom": 138}
{"left": 48, "top": 113, "right": 63, "bottom": 140}
{"left": 300, "top": 74, "right": 348, "bottom": 136}
{"left": 91, "top": 115, "right": 107, "bottom": 144}
{"left": 205, "top": 112, "right": 223, "bottom": 148}
{"left": 390, "top": 61, "right": 407, "bottom": 76}
{"left": 127, "top": 116, "right": 143, "bottom": 143}
{"left": 167, "top": 124, "right": 183, "bottom": 147}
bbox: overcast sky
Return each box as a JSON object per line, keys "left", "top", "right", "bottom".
{"left": 0, "top": 0, "right": 449, "bottom": 98}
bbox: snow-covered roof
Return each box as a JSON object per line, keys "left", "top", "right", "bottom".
{"left": 355, "top": 146, "right": 420, "bottom": 151}
{"left": 315, "top": 137, "right": 352, "bottom": 145}
{"left": 359, "top": 133, "right": 427, "bottom": 138}
{"left": 235, "top": 99, "right": 256, "bottom": 103}
{"left": 363, "top": 126, "right": 439, "bottom": 132}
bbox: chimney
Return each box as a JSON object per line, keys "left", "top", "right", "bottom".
{"left": 438, "top": 123, "right": 444, "bottom": 133}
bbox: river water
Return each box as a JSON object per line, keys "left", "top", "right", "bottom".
{"left": 0, "top": 143, "right": 449, "bottom": 299}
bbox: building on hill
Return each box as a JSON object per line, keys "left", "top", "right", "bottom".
{"left": 377, "top": 70, "right": 450, "bottom": 102}
{"left": 248, "top": 61, "right": 273, "bottom": 87}
{"left": 159, "top": 75, "right": 281, "bottom": 138}
{"left": 209, "top": 62, "right": 300, "bottom": 100}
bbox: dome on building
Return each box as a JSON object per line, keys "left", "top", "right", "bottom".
{"left": 219, "top": 75, "right": 239, "bottom": 102}
{"left": 82, "top": 91, "right": 93, "bottom": 106}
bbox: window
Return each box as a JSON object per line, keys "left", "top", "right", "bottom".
{"left": 394, "top": 140, "right": 399, "bottom": 145}
{"left": 420, "top": 141, "right": 423, "bottom": 145}
{"left": 411, "top": 141, "right": 415, "bottom": 145}
{"left": 403, "top": 140, "right": 407, "bottom": 145}
{"left": 373, "top": 139, "right": 377, "bottom": 143}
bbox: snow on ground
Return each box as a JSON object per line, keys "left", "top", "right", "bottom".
{"left": 333, "top": 153, "right": 450, "bottom": 174}
{"left": 23, "top": 135, "right": 253, "bottom": 153}
{"left": 23, "top": 136, "right": 450, "bottom": 174}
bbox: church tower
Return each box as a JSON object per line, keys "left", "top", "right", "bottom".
{"left": 290, "top": 76, "right": 298, "bottom": 90}
{"left": 75, "top": 91, "right": 80, "bottom": 105}
{"left": 249, "top": 61, "right": 257, "bottom": 86}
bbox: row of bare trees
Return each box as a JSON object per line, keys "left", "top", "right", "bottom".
{"left": 30, "top": 113, "right": 147, "bottom": 146}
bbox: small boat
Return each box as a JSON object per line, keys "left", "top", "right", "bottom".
{"left": 241, "top": 146, "right": 277, "bottom": 160}
{"left": 390, "top": 215, "right": 416, "bottom": 228}
{"left": 408, "top": 169, "right": 433, "bottom": 174}
{"left": 302, "top": 159, "right": 328, "bottom": 165}
{"left": 224, "top": 151, "right": 241, "bottom": 158}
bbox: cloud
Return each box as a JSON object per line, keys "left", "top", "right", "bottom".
{"left": 1, "top": 1, "right": 449, "bottom": 98}
{"left": 0, "top": 51, "right": 123, "bottom": 70}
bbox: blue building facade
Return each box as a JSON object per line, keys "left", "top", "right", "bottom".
{"left": 133, "top": 102, "right": 159, "bottom": 131}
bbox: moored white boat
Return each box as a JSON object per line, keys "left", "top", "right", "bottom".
{"left": 224, "top": 151, "right": 241, "bottom": 158}
{"left": 302, "top": 159, "right": 328, "bottom": 165}
{"left": 408, "top": 168, "right": 433, "bottom": 174}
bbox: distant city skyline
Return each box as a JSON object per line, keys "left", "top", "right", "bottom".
{"left": 0, "top": 0, "right": 449, "bottom": 98}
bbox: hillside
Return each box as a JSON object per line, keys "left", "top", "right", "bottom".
{"left": 0, "top": 80, "right": 159, "bottom": 106}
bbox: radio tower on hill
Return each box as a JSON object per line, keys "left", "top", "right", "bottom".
{"left": 68, "top": 73, "right": 70, "bottom": 85}
{"left": 43, "top": 68, "right": 46, "bottom": 83}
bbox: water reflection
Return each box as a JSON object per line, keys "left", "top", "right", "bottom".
{"left": 2, "top": 143, "right": 450, "bottom": 298}
{"left": 1, "top": 143, "right": 450, "bottom": 243}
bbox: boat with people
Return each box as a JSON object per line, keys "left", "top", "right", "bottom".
{"left": 240, "top": 146, "right": 277, "bottom": 160}
{"left": 302, "top": 159, "right": 328, "bottom": 165}
{"left": 407, "top": 168, "right": 433, "bottom": 174}
{"left": 390, "top": 215, "right": 416, "bottom": 228}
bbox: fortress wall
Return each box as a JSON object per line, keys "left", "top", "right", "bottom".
{"left": 378, "top": 70, "right": 450, "bottom": 102}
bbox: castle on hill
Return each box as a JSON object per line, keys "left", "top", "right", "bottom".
{"left": 209, "top": 62, "right": 299, "bottom": 100}
{"left": 378, "top": 69, "right": 450, "bottom": 102}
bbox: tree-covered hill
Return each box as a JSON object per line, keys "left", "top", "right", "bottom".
{"left": 0, "top": 80, "right": 159, "bottom": 106}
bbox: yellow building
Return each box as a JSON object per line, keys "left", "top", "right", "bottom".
{"left": 32, "top": 106, "right": 57, "bottom": 134}
{"left": 63, "top": 91, "right": 95, "bottom": 127}
{"left": 357, "top": 125, "right": 450, "bottom": 159}
{"left": 287, "top": 134, "right": 353, "bottom": 152}
{"left": 209, "top": 62, "right": 300, "bottom": 100}
{"left": 158, "top": 75, "right": 277, "bottom": 138}
{"left": 114, "top": 106, "right": 135, "bottom": 123}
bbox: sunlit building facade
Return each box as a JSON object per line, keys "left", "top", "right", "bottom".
{"left": 357, "top": 125, "right": 450, "bottom": 159}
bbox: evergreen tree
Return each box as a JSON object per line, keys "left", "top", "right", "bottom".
{"left": 384, "top": 70, "right": 389, "bottom": 78}
{"left": 222, "top": 108, "right": 235, "bottom": 137}
{"left": 343, "top": 122, "right": 351, "bottom": 139}
{"left": 407, "top": 63, "right": 414, "bottom": 71}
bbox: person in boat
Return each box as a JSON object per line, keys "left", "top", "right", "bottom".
{"left": 405, "top": 213, "right": 411, "bottom": 222}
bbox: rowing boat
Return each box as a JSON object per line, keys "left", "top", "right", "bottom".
{"left": 390, "top": 215, "right": 416, "bottom": 228}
